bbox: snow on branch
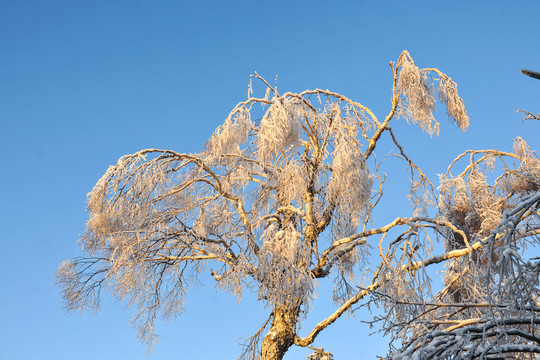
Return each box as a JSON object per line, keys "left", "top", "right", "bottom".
{"left": 57, "top": 51, "right": 490, "bottom": 359}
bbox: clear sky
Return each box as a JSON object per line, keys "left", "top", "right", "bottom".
{"left": 1, "top": 1, "right": 539, "bottom": 359}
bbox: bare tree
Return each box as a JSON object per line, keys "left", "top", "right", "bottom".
{"left": 57, "top": 51, "right": 539, "bottom": 360}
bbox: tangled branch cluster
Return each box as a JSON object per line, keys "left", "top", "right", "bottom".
{"left": 57, "top": 51, "right": 539, "bottom": 360}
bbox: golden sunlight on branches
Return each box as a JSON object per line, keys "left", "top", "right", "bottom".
{"left": 57, "top": 51, "right": 539, "bottom": 360}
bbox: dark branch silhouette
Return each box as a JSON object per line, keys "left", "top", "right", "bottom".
{"left": 521, "top": 68, "right": 540, "bottom": 80}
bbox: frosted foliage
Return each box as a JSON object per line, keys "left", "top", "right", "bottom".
{"left": 331, "top": 212, "right": 360, "bottom": 240}
{"left": 445, "top": 257, "right": 489, "bottom": 304}
{"left": 331, "top": 240, "right": 370, "bottom": 304}
{"left": 58, "top": 52, "right": 494, "bottom": 359}
{"left": 505, "top": 137, "right": 540, "bottom": 194}
{"left": 256, "top": 224, "right": 314, "bottom": 307}
{"left": 397, "top": 52, "right": 470, "bottom": 135}
{"left": 257, "top": 98, "right": 302, "bottom": 162}
{"left": 228, "top": 163, "right": 256, "bottom": 192}
{"left": 205, "top": 107, "right": 252, "bottom": 160}
{"left": 85, "top": 159, "right": 169, "bottom": 252}
{"left": 397, "top": 59, "right": 438, "bottom": 135}
{"left": 327, "top": 133, "right": 373, "bottom": 217}
{"left": 467, "top": 169, "right": 503, "bottom": 235}
{"left": 386, "top": 145, "right": 539, "bottom": 360}
{"left": 59, "top": 151, "right": 248, "bottom": 348}
{"left": 439, "top": 169, "right": 504, "bottom": 246}
{"left": 390, "top": 192, "right": 540, "bottom": 360}
{"left": 437, "top": 75, "right": 469, "bottom": 131}
{"left": 408, "top": 178, "right": 435, "bottom": 217}
{"left": 216, "top": 254, "right": 253, "bottom": 301}
{"left": 378, "top": 264, "right": 433, "bottom": 341}
{"left": 277, "top": 162, "right": 306, "bottom": 205}
{"left": 193, "top": 200, "right": 236, "bottom": 238}
{"left": 439, "top": 140, "right": 539, "bottom": 249}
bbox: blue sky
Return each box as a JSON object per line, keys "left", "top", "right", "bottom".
{"left": 1, "top": 1, "right": 539, "bottom": 359}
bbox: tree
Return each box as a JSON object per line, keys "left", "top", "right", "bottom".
{"left": 57, "top": 51, "right": 540, "bottom": 360}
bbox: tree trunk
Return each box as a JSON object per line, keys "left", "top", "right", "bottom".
{"left": 261, "top": 306, "right": 298, "bottom": 360}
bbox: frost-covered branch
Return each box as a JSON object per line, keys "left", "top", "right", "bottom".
{"left": 57, "top": 51, "right": 483, "bottom": 360}
{"left": 386, "top": 174, "right": 540, "bottom": 360}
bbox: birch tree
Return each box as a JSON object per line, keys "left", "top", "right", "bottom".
{"left": 57, "top": 51, "right": 539, "bottom": 359}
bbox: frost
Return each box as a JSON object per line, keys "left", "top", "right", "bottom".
{"left": 257, "top": 98, "right": 302, "bottom": 162}
{"left": 57, "top": 52, "right": 538, "bottom": 360}
{"left": 205, "top": 107, "right": 253, "bottom": 162}
{"left": 256, "top": 224, "right": 315, "bottom": 308}
{"left": 397, "top": 51, "right": 469, "bottom": 135}
{"left": 437, "top": 74, "right": 469, "bottom": 131}
{"left": 397, "top": 55, "right": 438, "bottom": 135}
{"left": 327, "top": 132, "right": 373, "bottom": 216}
